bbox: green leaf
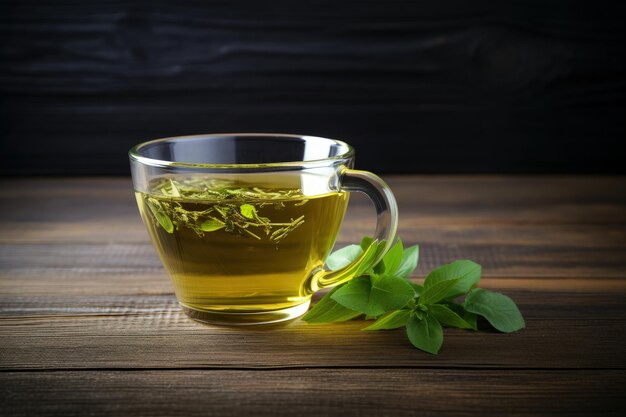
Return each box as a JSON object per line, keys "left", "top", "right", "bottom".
{"left": 360, "top": 236, "right": 374, "bottom": 250}
{"left": 326, "top": 244, "right": 363, "bottom": 270}
{"left": 362, "top": 309, "right": 411, "bottom": 331}
{"left": 168, "top": 179, "right": 181, "bottom": 197}
{"left": 239, "top": 204, "right": 257, "bottom": 219}
{"left": 331, "top": 274, "right": 415, "bottom": 317}
{"left": 429, "top": 304, "right": 473, "bottom": 329}
{"left": 330, "top": 276, "right": 372, "bottom": 314}
{"left": 423, "top": 260, "right": 481, "bottom": 299}
{"left": 409, "top": 282, "right": 423, "bottom": 295}
{"left": 443, "top": 301, "right": 465, "bottom": 315}
{"left": 380, "top": 239, "right": 404, "bottom": 275}
{"left": 373, "top": 260, "right": 386, "bottom": 274}
{"left": 146, "top": 198, "right": 174, "bottom": 233}
{"left": 370, "top": 274, "right": 416, "bottom": 311}
{"left": 396, "top": 245, "right": 419, "bottom": 279}
{"left": 443, "top": 302, "right": 478, "bottom": 331}
{"left": 463, "top": 312, "right": 478, "bottom": 331}
{"left": 199, "top": 217, "right": 225, "bottom": 232}
{"left": 301, "top": 286, "right": 362, "bottom": 324}
{"left": 464, "top": 288, "right": 525, "bottom": 333}
{"left": 355, "top": 241, "right": 381, "bottom": 277}
{"left": 419, "top": 278, "right": 460, "bottom": 305}
{"left": 406, "top": 313, "right": 443, "bottom": 354}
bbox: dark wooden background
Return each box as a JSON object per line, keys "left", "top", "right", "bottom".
{"left": 1, "top": 1, "right": 625, "bottom": 175}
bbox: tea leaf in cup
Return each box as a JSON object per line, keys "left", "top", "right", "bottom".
{"left": 146, "top": 198, "right": 174, "bottom": 233}
{"left": 142, "top": 178, "right": 308, "bottom": 244}
{"left": 199, "top": 218, "right": 226, "bottom": 232}
{"left": 169, "top": 179, "right": 181, "bottom": 197}
{"left": 239, "top": 204, "right": 257, "bottom": 219}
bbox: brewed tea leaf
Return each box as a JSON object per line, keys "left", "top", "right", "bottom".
{"left": 239, "top": 204, "right": 257, "bottom": 219}
{"left": 199, "top": 218, "right": 225, "bottom": 232}
{"left": 146, "top": 198, "right": 174, "bottom": 233}
{"left": 169, "top": 179, "right": 181, "bottom": 197}
{"left": 146, "top": 178, "right": 310, "bottom": 243}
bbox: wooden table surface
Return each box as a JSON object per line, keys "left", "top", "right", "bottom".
{"left": 1, "top": 176, "right": 625, "bottom": 416}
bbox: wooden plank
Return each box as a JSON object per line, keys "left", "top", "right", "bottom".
{"left": 3, "top": 219, "right": 626, "bottom": 248}
{"left": 2, "top": 177, "right": 625, "bottom": 288}
{"left": 391, "top": 176, "right": 626, "bottom": 225}
{"left": 2, "top": 221, "right": 626, "bottom": 288}
{"left": 1, "top": 177, "right": 625, "bottom": 279}
{"left": 1, "top": 175, "right": 625, "bottom": 417}
{"left": 2, "top": 370, "right": 625, "bottom": 417}
{"left": 1, "top": 280, "right": 625, "bottom": 370}
{"left": 1, "top": 275, "right": 624, "bottom": 298}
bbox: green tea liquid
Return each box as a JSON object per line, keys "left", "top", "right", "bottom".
{"left": 136, "top": 177, "right": 348, "bottom": 323}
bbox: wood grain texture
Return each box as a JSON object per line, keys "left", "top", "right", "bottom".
{"left": 2, "top": 370, "right": 625, "bottom": 417}
{"left": 2, "top": 177, "right": 625, "bottom": 281}
{"left": 1, "top": 2, "right": 625, "bottom": 174}
{"left": 1, "top": 286, "right": 625, "bottom": 370}
{"left": 1, "top": 176, "right": 626, "bottom": 416}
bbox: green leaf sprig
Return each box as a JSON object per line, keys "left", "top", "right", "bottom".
{"left": 302, "top": 238, "right": 525, "bottom": 354}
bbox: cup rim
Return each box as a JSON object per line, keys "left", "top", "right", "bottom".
{"left": 128, "top": 133, "right": 355, "bottom": 170}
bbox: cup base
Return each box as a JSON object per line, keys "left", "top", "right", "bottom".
{"left": 179, "top": 300, "right": 311, "bottom": 326}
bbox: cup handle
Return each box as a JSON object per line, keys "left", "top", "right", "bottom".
{"left": 306, "top": 167, "right": 399, "bottom": 293}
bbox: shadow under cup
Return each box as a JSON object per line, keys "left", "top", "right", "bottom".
{"left": 129, "top": 134, "right": 397, "bottom": 325}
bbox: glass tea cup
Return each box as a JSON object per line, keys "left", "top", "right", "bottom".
{"left": 129, "top": 134, "right": 397, "bottom": 325}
